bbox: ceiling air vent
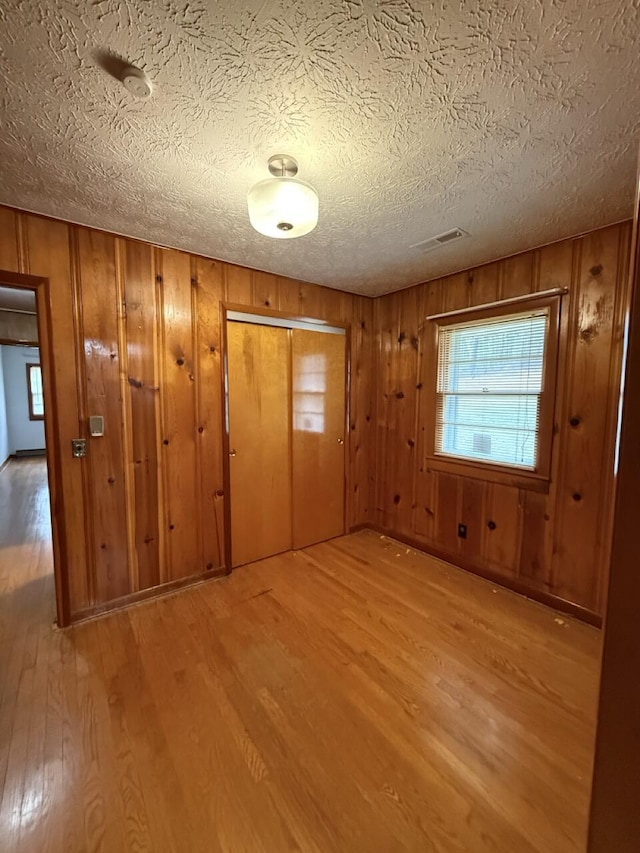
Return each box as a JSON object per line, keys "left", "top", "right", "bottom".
{"left": 410, "top": 228, "right": 469, "bottom": 254}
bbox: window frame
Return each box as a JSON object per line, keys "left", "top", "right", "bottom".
{"left": 425, "top": 294, "right": 561, "bottom": 492}
{"left": 26, "top": 362, "right": 45, "bottom": 421}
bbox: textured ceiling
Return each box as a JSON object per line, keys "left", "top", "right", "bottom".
{"left": 0, "top": 1, "right": 638, "bottom": 296}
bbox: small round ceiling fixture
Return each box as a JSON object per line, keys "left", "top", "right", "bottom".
{"left": 247, "top": 155, "right": 319, "bottom": 239}
{"left": 121, "top": 66, "right": 153, "bottom": 99}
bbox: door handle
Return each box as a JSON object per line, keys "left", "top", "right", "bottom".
{"left": 229, "top": 448, "right": 237, "bottom": 457}
{"left": 337, "top": 438, "right": 344, "bottom": 445}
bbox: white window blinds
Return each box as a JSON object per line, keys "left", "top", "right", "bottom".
{"left": 435, "top": 308, "right": 549, "bottom": 470}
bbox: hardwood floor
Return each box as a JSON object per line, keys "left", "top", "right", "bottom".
{"left": 0, "top": 459, "right": 602, "bottom": 852}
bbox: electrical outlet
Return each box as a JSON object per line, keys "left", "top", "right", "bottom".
{"left": 458, "top": 523, "right": 467, "bottom": 540}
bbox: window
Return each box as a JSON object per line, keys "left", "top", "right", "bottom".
{"left": 427, "top": 294, "right": 561, "bottom": 489}
{"left": 27, "top": 363, "right": 44, "bottom": 420}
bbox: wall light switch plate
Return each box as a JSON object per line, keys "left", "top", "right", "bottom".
{"left": 89, "top": 415, "right": 104, "bottom": 437}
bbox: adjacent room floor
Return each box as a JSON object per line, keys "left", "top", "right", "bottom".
{"left": 0, "top": 459, "right": 602, "bottom": 852}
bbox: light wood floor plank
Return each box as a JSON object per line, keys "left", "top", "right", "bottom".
{"left": 0, "top": 459, "right": 601, "bottom": 852}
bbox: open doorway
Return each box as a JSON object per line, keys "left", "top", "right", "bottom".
{"left": 0, "top": 279, "right": 60, "bottom": 629}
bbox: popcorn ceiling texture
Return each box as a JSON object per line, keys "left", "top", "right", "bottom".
{"left": 0, "top": 0, "right": 638, "bottom": 295}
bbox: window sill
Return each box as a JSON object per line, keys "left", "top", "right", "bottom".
{"left": 426, "top": 454, "right": 550, "bottom": 493}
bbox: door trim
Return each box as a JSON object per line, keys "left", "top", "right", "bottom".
{"left": 0, "top": 269, "right": 71, "bottom": 626}
{"left": 227, "top": 309, "right": 346, "bottom": 335}
{"left": 223, "top": 302, "right": 349, "bottom": 332}
{"left": 587, "top": 150, "right": 640, "bottom": 851}
{"left": 221, "top": 302, "right": 351, "bottom": 571}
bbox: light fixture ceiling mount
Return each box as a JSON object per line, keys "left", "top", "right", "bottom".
{"left": 247, "top": 155, "right": 319, "bottom": 239}
{"left": 267, "top": 154, "right": 299, "bottom": 178}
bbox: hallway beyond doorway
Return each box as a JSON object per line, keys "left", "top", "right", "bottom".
{"left": 0, "top": 457, "right": 54, "bottom": 628}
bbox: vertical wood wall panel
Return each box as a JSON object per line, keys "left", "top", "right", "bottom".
{"left": 115, "top": 239, "right": 137, "bottom": 594}
{"left": 551, "top": 228, "right": 626, "bottom": 607}
{"left": 0, "top": 207, "right": 20, "bottom": 270}
{"left": 225, "top": 265, "right": 252, "bottom": 305}
{"left": 252, "top": 270, "right": 276, "bottom": 309}
{"left": 485, "top": 485, "right": 522, "bottom": 575}
{"left": 157, "top": 249, "right": 200, "bottom": 581}
{"left": 193, "top": 257, "right": 225, "bottom": 571}
{"left": 393, "top": 287, "right": 420, "bottom": 538}
{"left": 413, "top": 280, "right": 443, "bottom": 542}
{"left": 373, "top": 222, "right": 632, "bottom": 618}
{"left": 76, "top": 228, "right": 130, "bottom": 603}
{"left": 121, "top": 239, "right": 161, "bottom": 592}
{"left": 348, "top": 295, "right": 374, "bottom": 528}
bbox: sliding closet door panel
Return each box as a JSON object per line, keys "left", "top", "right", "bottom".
{"left": 292, "top": 329, "right": 346, "bottom": 549}
{"left": 227, "top": 321, "right": 292, "bottom": 566}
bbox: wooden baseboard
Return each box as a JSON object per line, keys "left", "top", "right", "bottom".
{"left": 358, "top": 523, "right": 603, "bottom": 628}
{"left": 0, "top": 455, "right": 10, "bottom": 474}
{"left": 13, "top": 449, "right": 46, "bottom": 458}
{"left": 70, "top": 565, "right": 230, "bottom": 625}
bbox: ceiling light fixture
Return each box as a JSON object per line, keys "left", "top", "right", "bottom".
{"left": 247, "top": 155, "right": 319, "bottom": 239}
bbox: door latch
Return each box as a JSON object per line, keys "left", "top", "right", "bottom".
{"left": 71, "top": 438, "right": 87, "bottom": 458}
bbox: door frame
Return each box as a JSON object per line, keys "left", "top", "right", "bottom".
{"left": 587, "top": 153, "right": 640, "bottom": 850}
{"left": 0, "top": 269, "right": 70, "bottom": 626}
{"left": 220, "top": 302, "right": 351, "bottom": 570}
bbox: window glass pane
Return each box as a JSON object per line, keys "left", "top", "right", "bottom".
{"left": 438, "top": 314, "right": 547, "bottom": 395}
{"left": 439, "top": 422, "right": 538, "bottom": 468}
{"left": 442, "top": 394, "right": 539, "bottom": 432}
{"left": 435, "top": 309, "right": 549, "bottom": 471}
{"left": 29, "top": 365, "right": 44, "bottom": 417}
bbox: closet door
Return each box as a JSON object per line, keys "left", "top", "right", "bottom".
{"left": 227, "top": 321, "right": 292, "bottom": 566}
{"left": 291, "top": 329, "right": 346, "bottom": 549}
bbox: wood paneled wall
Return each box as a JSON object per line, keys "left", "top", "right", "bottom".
{"left": 372, "top": 222, "right": 632, "bottom": 621}
{"left": 0, "top": 206, "right": 374, "bottom": 620}
{"left": 0, "top": 203, "right": 630, "bottom": 624}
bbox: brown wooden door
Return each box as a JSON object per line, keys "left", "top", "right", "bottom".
{"left": 291, "top": 328, "right": 346, "bottom": 549}
{"left": 227, "top": 321, "right": 292, "bottom": 566}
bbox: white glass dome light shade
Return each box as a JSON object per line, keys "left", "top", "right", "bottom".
{"left": 247, "top": 177, "right": 319, "bottom": 239}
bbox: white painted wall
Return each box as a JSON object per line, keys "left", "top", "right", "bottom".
{"left": 0, "top": 345, "right": 46, "bottom": 454}
{"left": 0, "top": 347, "right": 8, "bottom": 466}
